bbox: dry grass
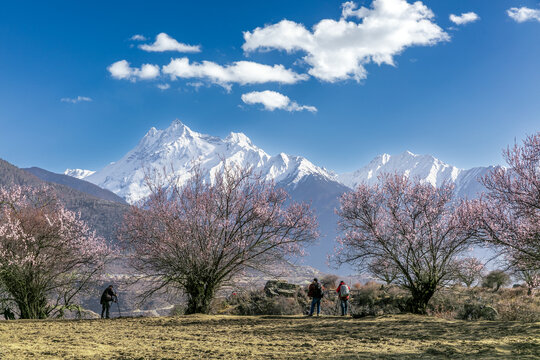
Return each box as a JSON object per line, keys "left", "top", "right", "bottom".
{"left": 0, "top": 314, "right": 538, "bottom": 359}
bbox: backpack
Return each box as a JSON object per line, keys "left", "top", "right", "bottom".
{"left": 339, "top": 284, "right": 350, "bottom": 298}
{"left": 315, "top": 283, "right": 324, "bottom": 298}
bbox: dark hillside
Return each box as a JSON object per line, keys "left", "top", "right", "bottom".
{"left": 24, "top": 167, "right": 126, "bottom": 204}
{"left": 0, "top": 159, "right": 128, "bottom": 242}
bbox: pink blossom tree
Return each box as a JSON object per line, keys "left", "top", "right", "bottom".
{"left": 474, "top": 133, "right": 540, "bottom": 271}
{"left": 335, "top": 175, "right": 477, "bottom": 314}
{"left": 453, "top": 257, "right": 485, "bottom": 288}
{"left": 0, "top": 185, "right": 112, "bottom": 319}
{"left": 120, "top": 166, "right": 318, "bottom": 314}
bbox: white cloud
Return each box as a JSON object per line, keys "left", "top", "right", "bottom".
{"left": 242, "top": 0, "right": 449, "bottom": 82}
{"left": 61, "top": 96, "right": 92, "bottom": 103}
{"left": 449, "top": 12, "right": 480, "bottom": 25}
{"left": 187, "top": 82, "right": 205, "bottom": 90}
{"left": 157, "top": 83, "right": 170, "bottom": 90}
{"left": 162, "top": 57, "right": 308, "bottom": 90}
{"left": 241, "top": 90, "right": 317, "bottom": 112}
{"left": 507, "top": 7, "right": 540, "bottom": 23}
{"left": 139, "top": 33, "right": 201, "bottom": 53}
{"left": 130, "top": 34, "right": 146, "bottom": 41}
{"left": 108, "top": 60, "right": 160, "bottom": 81}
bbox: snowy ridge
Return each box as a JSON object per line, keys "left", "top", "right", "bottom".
{"left": 84, "top": 120, "right": 336, "bottom": 204}
{"left": 338, "top": 150, "right": 494, "bottom": 199}
{"left": 66, "top": 120, "right": 494, "bottom": 204}
{"left": 64, "top": 169, "right": 95, "bottom": 179}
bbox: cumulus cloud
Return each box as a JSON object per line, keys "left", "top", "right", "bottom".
{"left": 162, "top": 57, "right": 308, "bottom": 90}
{"left": 130, "top": 34, "right": 146, "bottom": 41}
{"left": 157, "top": 83, "right": 170, "bottom": 90}
{"left": 507, "top": 7, "right": 540, "bottom": 23}
{"left": 108, "top": 60, "right": 160, "bottom": 81}
{"left": 60, "top": 96, "right": 92, "bottom": 103}
{"left": 139, "top": 33, "right": 201, "bottom": 53}
{"left": 241, "top": 91, "right": 317, "bottom": 112}
{"left": 242, "top": 0, "right": 449, "bottom": 82}
{"left": 449, "top": 12, "right": 480, "bottom": 25}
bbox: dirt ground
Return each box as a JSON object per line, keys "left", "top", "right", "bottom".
{"left": 0, "top": 314, "right": 538, "bottom": 359}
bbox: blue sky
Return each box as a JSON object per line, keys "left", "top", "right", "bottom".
{"left": 1, "top": 0, "right": 539, "bottom": 174}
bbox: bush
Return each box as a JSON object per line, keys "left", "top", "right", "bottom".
{"left": 320, "top": 275, "right": 338, "bottom": 290}
{"left": 215, "top": 285, "right": 309, "bottom": 316}
{"left": 482, "top": 270, "right": 510, "bottom": 292}
{"left": 496, "top": 297, "right": 540, "bottom": 322}
{"left": 428, "top": 286, "right": 540, "bottom": 322}
{"left": 457, "top": 303, "right": 498, "bottom": 321}
{"left": 210, "top": 281, "right": 540, "bottom": 321}
{"left": 350, "top": 284, "right": 409, "bottom": 318}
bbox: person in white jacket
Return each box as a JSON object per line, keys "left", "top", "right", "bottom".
{"left": 336, "top": 281, "right": 350, "bottom": 316}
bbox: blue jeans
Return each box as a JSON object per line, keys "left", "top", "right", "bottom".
{"left": 309, "top": 297, "right": 321, "bottom": 315}
{"left": 340, "top": 299, "right": 348, "bottom": 316}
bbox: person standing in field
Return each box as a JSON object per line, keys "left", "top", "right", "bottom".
{"left": 307, "top": 278, "right": 324, "bottom": 316}
{"left": 100, "top": 285, "right": 118, "bottom": 319}
{"left": 337, "top": 280, "right": 350, "bottom": 316}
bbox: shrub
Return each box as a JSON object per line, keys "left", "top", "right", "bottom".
{"left": 496, "top": 297, "right": 540, "bottom": 322}
{"left": 321, "top": 275, "right": 338, "bottom": 290}
{"left": 349, "top": 284, "right": 408, "bottom": 318}
{"left": 457, "top": 303, "right": 498, "bottom": 321}
{"left": 482, "top": 270, "right": 510, "bottom": 292}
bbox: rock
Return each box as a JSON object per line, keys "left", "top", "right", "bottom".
{"left": 264, "top": 280, "right": 300, "bottom": 297}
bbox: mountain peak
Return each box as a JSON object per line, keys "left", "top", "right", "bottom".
{"left": 226, "top": 132, "right": 252, "bottom": 146}
{"left": 401, "top": 150, "right": 416, "bottom": 157}
{"left": 166, "top": 119, "right": 194, "bottom": 137}
{"left": 83, "top": 121, "right": 335, "bottom": 203}
{"left": 64, "top": 168, "right": 96, "bottom": 179}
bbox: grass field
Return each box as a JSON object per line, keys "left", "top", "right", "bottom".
{"left": 0, "top": 314, "right": 538, "bottom": 359}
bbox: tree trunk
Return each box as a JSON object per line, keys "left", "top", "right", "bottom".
{"left": 408, "top": 285, "right": 436, "bottom": 314}
{"left": 2, "top": 272, "right": 48, "bottom": 319}
{"left": 185, "top": 280, "right": 216, "bottom": 314}
{"left": 16, "top": 291, "right": 48, "bottom": 319}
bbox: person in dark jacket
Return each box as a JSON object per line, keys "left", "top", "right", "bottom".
{"left": 307, "top": 278, "right": 323, "bottom": 316}
{"left": 336, "top": 281, "right": 350, "bottom": 316}
{"left": 100, "top": 285, "right": 117, "bottom": 319}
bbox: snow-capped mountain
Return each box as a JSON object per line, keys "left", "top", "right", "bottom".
{"left": 84, "top": 120, "right": 337, "bottom": 204}
{"left": 65, "top": 120, "right": 496, "bottom": 272}
{"left": 64, "top": 169, "right": 95, "bottom": 179}
{"left": 338, "top": 150, "right": 495, "bottom": 199}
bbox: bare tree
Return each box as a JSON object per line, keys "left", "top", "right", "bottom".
{"left": 0, "top": 185, "right": 112, "bottom": 319}
{"left": 120, "top": 166, "right": 318, "bottom": 314}
{"left": 335, "top": 174, "right": 476, "bottom": 314}
{"left": 513, "top": 267, "right": 539, "bottom": 295}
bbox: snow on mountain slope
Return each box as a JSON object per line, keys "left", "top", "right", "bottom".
{"left": 64, "top": 169, "right": 95, "bottom": 179}
{"left": 84, "top": 120, "right": 337, "bottom": 204}
{"left": 338, "top": 151, "right": 494, "bottom": 199}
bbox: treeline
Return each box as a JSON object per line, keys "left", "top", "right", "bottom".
{"left": 0, "top": 133, "right": 538, "bottom": 319}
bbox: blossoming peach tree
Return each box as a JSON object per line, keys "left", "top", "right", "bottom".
{"left": 473, "top": 132, "right": 540, "bottom": 272}
{"left": 0, "top": 185, "right": 113, "bottom": 319}
{"left": 453, "top": 257, "right": 485, "bottom": 288}
{"left": 335, "top": 174, "right": 477, "bottom": 314}
{"left": 120, "top": 166, "right": 318, "bottom": 314}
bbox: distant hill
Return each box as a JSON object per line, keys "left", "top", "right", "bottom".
{"left": 0, "top": 159, "right": 128, "bottom": 243}
{"left": 24, "top": 167, "right": 126, "bottom": 204}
